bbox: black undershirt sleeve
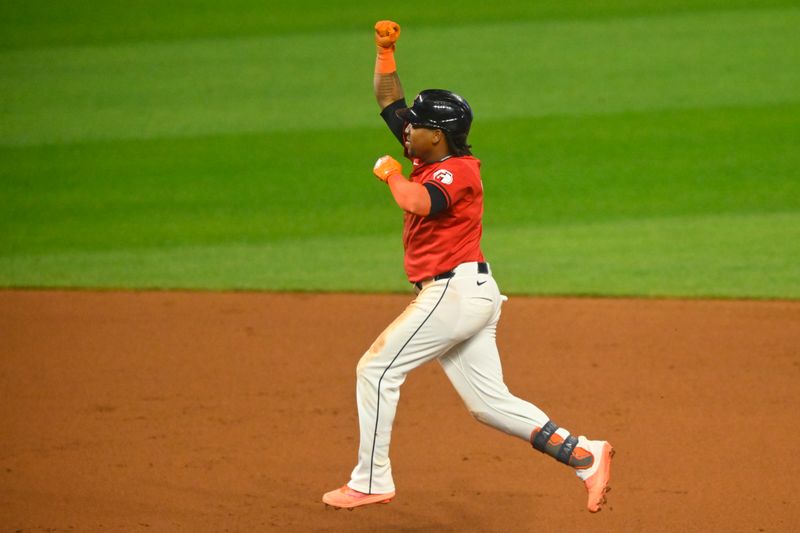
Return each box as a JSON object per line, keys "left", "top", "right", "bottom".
{"left": 380, "top": 98, "right": 408, "bottom": 146}
{"left": 424, "top": 182, "right": 448, "bottom": 216}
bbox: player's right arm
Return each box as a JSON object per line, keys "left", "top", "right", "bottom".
{"left": 373, "top": 155, "right": 431, "bottom": 216}
{"left": 374, "top": 20, "right": 407, "bottom": 146}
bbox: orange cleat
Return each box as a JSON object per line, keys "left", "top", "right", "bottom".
{"left": 581, "top": 440, "right": 615, "bottom": 513}
{"left": 322, "top": 485, "right": 395, "bottom": 509}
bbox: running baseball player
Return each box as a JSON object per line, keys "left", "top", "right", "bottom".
{"left": 322, "top": 20, "right": 614, "bottom": 513}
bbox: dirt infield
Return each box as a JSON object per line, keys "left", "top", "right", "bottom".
{"left": 1, "top": 290, "right": 799, "bottom": 532}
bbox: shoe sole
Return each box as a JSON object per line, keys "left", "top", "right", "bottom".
{"left": 324, "top": 497, "right": 393, "bottom": 510}
{"left": 322, "top": 495, "right": 394, "bottom": 511}
{"left": 587, "top": 444, "right": 615, "bottom": 513}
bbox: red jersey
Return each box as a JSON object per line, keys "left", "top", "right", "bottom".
{"left": 403, "top": 155, "right": 485, "bottom": 282}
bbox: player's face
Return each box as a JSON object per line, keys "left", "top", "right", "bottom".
{"left": 404, "top": 123, "right": 439, "bottom": 160}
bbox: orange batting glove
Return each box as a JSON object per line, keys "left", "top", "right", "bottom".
{"left": 374, "top": 20, "right": 400, "bottom": 49}
{"left": 374, "top": 20, "right": 400, "bottom": 74}
{"left": 373, "top": 155, "right": 403, "bottom": 183}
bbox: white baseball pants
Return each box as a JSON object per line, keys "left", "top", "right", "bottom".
{"left": 348, "top": 262, "right": 551, "bottom": 494}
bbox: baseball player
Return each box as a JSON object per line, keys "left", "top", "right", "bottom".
{"left": 322, "top": 20, "right": 614, "bottom": 512}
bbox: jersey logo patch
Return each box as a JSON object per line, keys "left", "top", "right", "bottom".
{"left": 433, "top": 169, "right": 454, "bottom": 185}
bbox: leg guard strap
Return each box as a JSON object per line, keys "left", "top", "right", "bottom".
{"left": 556, "top": 435, "right": 579, "bottom": 465}
{"left": 532, "top": 421, "right": 583, "bottom": 467}
{"left": 531, "top": 420, "right": 558, "bottom": 453}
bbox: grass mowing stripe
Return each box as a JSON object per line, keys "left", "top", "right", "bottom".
{"left": 2, "top": 7, "right": 799, "bottom": 145}
{"left": 2, "top": 0, "right": 797, "bottom": 51}
{"left": 476, "top": 103, "right": 800, "bottom": 226}
{"left": 485, "top": 212, "right": 800, "bottom": 298}
{"left": 2, "top": 101, "right": 798, "bottom": 260}
{"left": 2, "top": 212, "right": 797, "bottom": 298}
{"left": 0, "top": 235, "right": 409, "bottom": 293}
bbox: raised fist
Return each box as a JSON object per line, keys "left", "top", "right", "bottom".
{"left": 374, "top": 20, "right": 401, "bottom": 49}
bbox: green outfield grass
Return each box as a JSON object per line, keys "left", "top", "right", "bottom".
{"left": 2, "top": 2, "right": 799, "bottom": 297}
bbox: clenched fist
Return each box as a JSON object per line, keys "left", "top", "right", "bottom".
{"left": 374, "top": 20, "right": 401, "bottom": 49}
{"left": 373, "top": 155, "right": 403, "bottom": 182}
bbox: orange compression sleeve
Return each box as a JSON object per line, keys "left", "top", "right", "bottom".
{"left": 375, "top": 47, "right": 396, "bottom": 75}
{"left": 387, "top": 174, "right": 431, "bottom": 216}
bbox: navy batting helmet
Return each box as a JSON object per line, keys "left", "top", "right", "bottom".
{"left": 396, "top": 89, "right": 473, "bottom": 137}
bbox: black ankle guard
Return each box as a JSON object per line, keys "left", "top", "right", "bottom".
{"left": 532, "top": 420, "right": 579, "bottom": 465}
